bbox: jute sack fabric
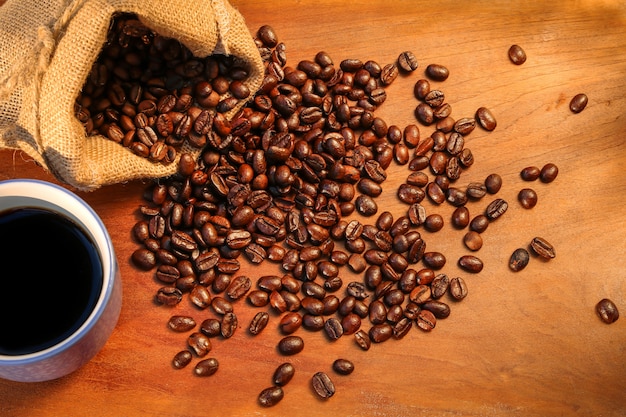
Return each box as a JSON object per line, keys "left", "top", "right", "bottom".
{"left": 0, "top": 0, "right": 264, "bottom": 191}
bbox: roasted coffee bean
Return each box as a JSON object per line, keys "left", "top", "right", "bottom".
{"left": 454, "top": 117, "right": 476, "bottom": 136}
{"left": 469, "top": 215, "right": 489, "bottom": 233}
{"left": 424, "top": 214, "right": 444, "bottom": 232}
{"left": 189, "top": 285, "right": 212, "bottom": 309}
{"left": 596, "top": 299, "right": 619, "bottom": 324}
{"left": 279, "top": 312, "right": 303, "bottom": 334}
{"left": 422, "top": 300, "right": 450, "bottom": 319}
{"left": 415, "top": 102, "right": 434, "bottom": 125}
{"left": 324, "top": 317, "right": 344, "bottom": 340}
{"left": 220, "top": 312, "right": 237, "bottom": 339}
{"left": 156, "top": 286, "right": 183, "bottom": 306}
{"left": 475, "top": 107, "right": 497, "bottom": 131}
{"left": 451, "top": 206, "right": 470, "bottom": 229}
{"left": 569, "top": 93, "right": 588, "bottom": 113}
{"left": 485, "top": 198, "right": 508, "bottom": 221}
{"left": 423, "top": 252, "right": 446, "bottom": 270}
{"left": 518, "top": 188, "right": 538, "bottom": 209}
{"left": 369, "top": 323, "right": 393, "bottom": 343}
{"left": 540, "top": 163, "right": 559, "bottom": 183}
{"left": 354, "top": 329, "right": 371, "bottom": 351}
{"left": 508, "top": 44, "right": 527, "bottom": 65}
{"left": 446, "top": 187, "right": 467, "bottom": 207}
{"left": 273, "top": 362, "right": 295, "bottom": 386}
{"left": 485, "top": 173, "right": 502, "bottom": 194}
{"left": 258, "top": 386, "right": 284, "bottom": 407}
{"left": 380, "top": 63, "right": 399, "bottom": 85}
{"left": 162, "top": 340, "right": 192, "bottom": 370}
{"left": 520, "top": 166, "right": 541, "bottom": 181}
{"left": 425, "top": 64, "right": 449, "bottom": 81}
{"left": 341, "top": 313, "right": 362, "bottom": 335}
{"left": 431, "top": 274, "right": 450, "bottom": 299}
{"left": 397, "top": 51, "right": 419, "bottom": 72}
{"left": 332, "top": 359, "right": 355, "bottom": 375}
{"left": 530, "top": 237, "right": 556, "bottom": 259}
{"left": 278, "top": 335, "right": 304, "bottom": 355}
{"left": 311, "top": 371, "right": 336, "bottom": 399}
{"left": 200, "top": 318, "right": 221, "bottom": 338}
{"left": 463, "top": 231, "right": 483, "bottom": 251}
{"left": 194, "top": 357, "right": 219, "bottom": 377}
{"left": 416, "top": 309, "right": 437, "bottom": 331}
{"left": 355, "top": 194, "right": 378, "bottom": 217}
{"left": 249, "top": 311, "right": 270, "bottom": 335}
{"left": 458, "top": 255, "right": 483, "bottom": 273}
{"left": 466, "top": 182, "right": 487, "bottom": 200}
{"left": 168, "top": 315, "right": 196, "bottom": 332}
{"left": 211, "top": 296, "right": 233, "bottom": 315}
{"left": 449, "top": 277, "right": 468, "bottom": 300}
{"left": 187, "top": 332, "right": 211, "bottom": 357}
{"left": 132, "top": 248, "right": 156, "bottom": 270}
{"left": 509, "top": 248, "right": 530, "bottom": 272}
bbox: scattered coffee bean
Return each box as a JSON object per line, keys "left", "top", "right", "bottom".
{"left": 398, "top": 51, "right": 419, "bottom": 72}
{"left": 168, "top": 315, "right": 197, "bottom": 332}
{"left": 449, "top": 277, "right": 468, "bottom": 300}
{"left": 425, "top": 64, "right": 449, "bottom": 81}
{"left": 475, "top": 107, "right": 497, "bottom": 131}
{"left": 332, "top": 358, "right": 355, "bottom": 375}
{"left": 172, "top": 350, "right": 193, "bottom": 369}
{"left": 458, "top": 255, "right": 483, "bottom": 273}
{"left": 273, "top": 362, "right": 295, "bottom": 386}
{"left": 509, "top": 248, "right": 530, "bottom": 272}
{"left": 194, "top": 358, "right": 219, "bottom": 377}
{"left": 530, "top": 237, "right": 556, "bottom": 259}
{"left": 485, "top": 198, "right": 508, "bottom": 221}
{"left": 520, "top": 166, "right": 541, "bottom": 181}
{"left": 518, "top": 188, "right": 538, "bottom": 209}
{"left": 596, "top": 299, "right": 619, "bottom": 324}
{"left": 463, "top": 231, "right": 483, "bottom": 251}
{"left": 278, "top": 335, "right": 304, "bottom": 355}
{"left": 258, "top": 386, "right": 284, "bottom": 407}
{"left": 311, "top": 371, "right": 336, "bottom": 399}
{"left": 569, "top": 93, "right": 588, "bottom": 113}
{"left": 485, "top": 173, "right": 502, "bottom": 194}
{"left": 508, "top": 44, "right": 527, "bottom": 65}
{"left": 540, "top": 163, "right": 559, "bottom": 183}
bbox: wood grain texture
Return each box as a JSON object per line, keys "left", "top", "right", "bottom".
{"left": 1, "top": 1, "right": 625, "bottom": 416}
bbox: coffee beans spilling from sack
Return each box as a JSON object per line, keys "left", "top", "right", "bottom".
{"left": 130, "top": 25, "right": 568, "bottom": 405}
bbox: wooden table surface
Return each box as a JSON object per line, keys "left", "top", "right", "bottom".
{"left": 1, "top": 0, "right": 625, "bottom": 416}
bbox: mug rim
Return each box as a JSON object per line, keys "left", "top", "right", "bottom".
{"left": 0, "top": 179, "right": 117, "bottom": 363}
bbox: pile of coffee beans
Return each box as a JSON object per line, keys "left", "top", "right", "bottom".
{"left": 122, "top": 18, "right": 615, "bottom": 406}
{"left": 75, "top": 13, "right": 252, "bottom": 163}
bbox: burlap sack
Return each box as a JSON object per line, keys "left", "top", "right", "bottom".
{"left": 0, "top": 0, "right": 264, "bottom": 191}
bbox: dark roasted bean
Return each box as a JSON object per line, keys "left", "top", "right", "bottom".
{"left": 258, "top": 386, "right": 284, "bottom": 407}
{"left": 194, "top": 358, "right": 219, "bottom": 377}
{"left": 172, "top": 350, "right": 193, "bottom": 369}
{"left": 249, "top": 311, "right": 270, "bottom": 335}
{"left": 540, "top": 163, "right": 559, "bottom": 183}
{"left": 569, "top": 93, "right": 588, "bottom": 113}
{"left": 449, "top": 277, "right": 468, "bottom": 300}
{"left": 518, "top": 188, "right": 538, "bottom": 209}
{"left": 509, "top": 248, "right": 530, "bottom": 272}
{"left": 458, "top": 255, "right": 483, "bottom": 273}
{"left": 311, "top": 372, "right": 336, "bottom": 399}
{"left": 425, "top": 64, "right": 449, "bottom": 81}
{"left": 278, "top": 335, "right": 304, "bottom": 355}
{"left": 596, "top": 299, "right": 619, "bottom": 324}
{"left": 333, "top": 359, "right": 355, "bottom": 375}
{"left": 530, "top": 237, "right": 556, "bottom": 259}
{"left": 485, "top": 198, "right": 508, "bottom": 221}
{"left": 508, "top": 44, "right": 527, "bottom": 65}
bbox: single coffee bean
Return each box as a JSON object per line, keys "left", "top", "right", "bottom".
{"left": 451, "top": 206, "right": 470, "bottom": 229}
{"left": 569, "top": 93, "right": 588, "bottom": 113}
{"left": 200, "top": 318, "right": 221, "bottom": 338}
{"left": 430, "top": 274, "right": 450, "bottom": 299}
{"left": 187, "top": 332, "right": 211, "bottom": 357}
{"left": 485, "top": 198, "right": 508, "bottom": 221}
{"left": 278, "top": 335, "right": 304, "bottom": 355}
{"left": 369, "top": 323, "right": 394, "bottom": 343}
{"left": 485, "top": 173, "right": 502, "bottom": 194}
{"left": 509, "top": 248, "right": 530, "bottom": 272}
{"left": 311, "top": 371, "right": 336, "bottom": 399}
{"left": 518, "top": 188, "right": 538, "bottom": 209}
{"left": 424, "top": 214, "right": 444, "bottom": 232}
{"left": 172, "top": 350, "right": 193, "bottom": 369}
{"left": 425, "top": 64, "right": 449, "bottom": 81}
{"left": 422, "top": 300, "right": 451, "bottom": 319}
{"left": 354, "top": 329, "right": 371, "bottom": 350}
{"left": 530, "top": 237, "right": 556, "bottom": 259}
{"left": 333, "top": 358, "right": 355, "bottom": 375}
{"left": 258, "top": 386, "right": 284, "bottom": 407}
{"left": 475, "top": 107, "right": 497, "bottom": 131}
{"left": 325, "top": 317, "right": 344, "bottom": 340}
{"left": 194, "top": 357, "right": 219, "bottom": 377}
{"left": 540, "top": 163, "right": 559, "bottom": 183}
{"left": 463, "top": 231, "right": 483, "bottom": 251}
{"left": 355, "top": 194, "right": 378, "bottom": 217}
{"left": 220, "top": 312, "right": 237, "bottom": 339}
{"left": 458, "top": 255, "right": 484, "bottom": 273}
{"left": 453, "top": 117, "right": 476, "bottom": 136}
{"left": 449, "top": 277, "right": 468, "bottom": 300}
{"left": 508, "top": 44, "right": 527, "bottom": 65}
{"left": 416, "top": 309, "right": 437, "bottom": 331}
{"left": 249, "top": 311, "right": 269, "bottom": 335}
{"left": 167, "top": 315, "right": 196, "bottom": 332}
{"left": 273, "top": 362, "right": 296, "bottom": 386}
{"left": 398, "top": 51, "right": 419, "bottom": 72}
{"left": 469, "top": 214, "right": 490, "bottom": 233}
{"left": 520, "top": 166, "right": 541, "bottom": 181}
{"left": 596, "top": 299, "right": 619, "bottom": 324}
